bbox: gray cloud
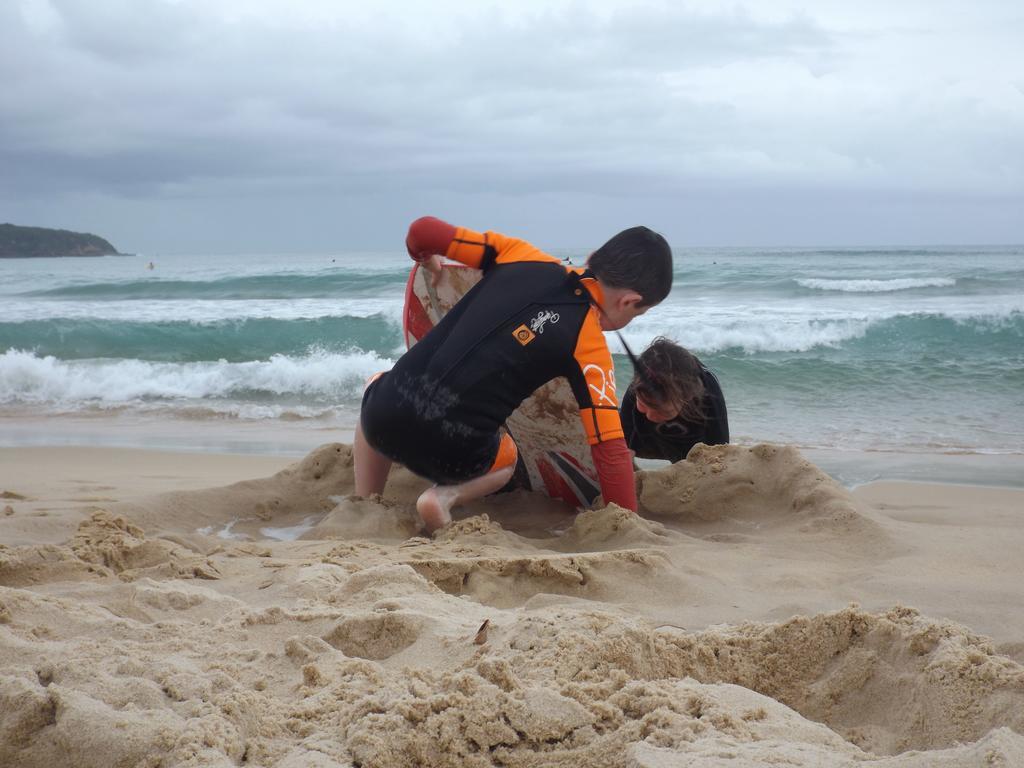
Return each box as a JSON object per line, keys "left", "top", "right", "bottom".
{"left": 1, "top": 0, "right": 1022, "bottom": 251}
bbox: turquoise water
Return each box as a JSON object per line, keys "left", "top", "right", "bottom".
{"left": 1, "top": 245, "right": 1022, "bottom": 454}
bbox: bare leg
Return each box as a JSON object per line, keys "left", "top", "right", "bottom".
{"left": 354, "top": 421, "right": 392, "bottom": 496}
{"left": 416, "top": 467, "right": 514, "bottom": 533}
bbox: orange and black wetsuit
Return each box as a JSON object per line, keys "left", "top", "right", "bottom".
{"left": 360, "top": 216, "right": 637, "bottom": 511}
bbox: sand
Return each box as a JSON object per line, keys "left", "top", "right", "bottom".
{"left": 2, "top": 442, "right": 1023, "bottom": 767}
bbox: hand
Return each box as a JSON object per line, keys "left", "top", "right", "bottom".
{"left": 420, "top": 254, "right": 443, "bottom": 284}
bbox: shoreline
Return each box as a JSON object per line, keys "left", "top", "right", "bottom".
{"left": 801, "top": 446, "right": 1024, "bottom": 490}
{"left": 3, "top": 412, "right": 1023, "bottom": 490}
{"left": 4, "top": 444, "right": 1022, "bottom": 499}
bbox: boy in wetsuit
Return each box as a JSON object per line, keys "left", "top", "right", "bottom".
{"left": 620, "top": 337, "right": 729, "bottom": 463}
{"left": 355, "top": 216, "right": 673, "bottom": 532}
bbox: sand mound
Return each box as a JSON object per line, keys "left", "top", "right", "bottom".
{"left": 652, "top": 606, "right": 1024, "bottom": 755}
{"left": 0, "top": 509, "right": 227, "bottom": 590}
{"left": 639, "top": 443, "right": 854, "bottom": 523}
{"left": 0, "top": 510, "right": 224, "bottom": 589}
{"left": 553, "top": 505, "right": 683, "bottom": 551}
{"left": 71, "top": 510, "right": 223, "bottom": 580}
{"left": 638, "top": 443, "right": 888, "bottom": 543}
{"left": 308, "top": 494, "right": 419, "bottom": 541}
{"left": 0, "top": 543, "right": 104, "bottom": 588}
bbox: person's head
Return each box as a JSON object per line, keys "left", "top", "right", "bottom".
{"left": 632, "top": 337, "right": 705, "bottom": 424}
{"left": 587, "top": 226, "right": 672, "bottom": 331}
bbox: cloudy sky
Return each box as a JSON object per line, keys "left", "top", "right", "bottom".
{"left": 1, "top": 0, "right": 1022, "bottom": 253}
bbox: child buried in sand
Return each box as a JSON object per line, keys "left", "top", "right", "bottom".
{"left": 354, "top": 216, "right": 673, "bottom": 533}
{"left": 620, "top": 337, "right": 730, "bottom": 463}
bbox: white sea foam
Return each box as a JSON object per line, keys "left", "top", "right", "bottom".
{"left": 0, "top": 348, "right": 393, "bottom": 407}
{"left": 616, "top": 317, "right": 871, "bottom": 354}
{"left": 617, "top": 298, "right": 1024, "bottom": 354}
{"left": 797, "top": 277, "right": 957, "bottom": 292}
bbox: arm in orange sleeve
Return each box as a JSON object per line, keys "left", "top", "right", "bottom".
{"left": 408, "top": 217, "right": 550, "bottom": 270}
{"left": 591, "top": 438, "right": 637, "bottom": 512}
{"left": 406, "top": 216, "right": 457, "bottom": 262}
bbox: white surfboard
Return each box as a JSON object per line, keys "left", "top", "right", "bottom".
{"left": 403, "top": 262, "right": 602, "bottom": 508}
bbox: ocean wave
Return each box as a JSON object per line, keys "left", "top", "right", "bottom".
{"left": 0, "top": 297, "right": 406, "bottom": 324}
{"left": 796, "top": 277, "right": 957, "bottom": 292}
{"left": 619, "top": 310, "right": 1024, "bottom": 355}
{"left": 0, "top": 348, "right": 393, "bottom": 407}
{"left": 0, "top": 315, "right": 403, "bottom": 363}
{"left": 640, "top": 319, "right": 871, "bottom": 354}
{"left": 16, "top": 270, "right": 410, "bottom": 300}
{"left": 5, "top": 307, "right": 1021, "bottom": 364}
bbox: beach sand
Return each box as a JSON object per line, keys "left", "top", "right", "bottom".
{"left": 2, "top": 442, "right": 1023, "bottom": 766}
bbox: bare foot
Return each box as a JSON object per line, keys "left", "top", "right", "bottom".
{"left": 416, "top": 486, "right": 456, "bottom": 533}
{"left": 415, "top": 468, "right": 513, "bottom": 534}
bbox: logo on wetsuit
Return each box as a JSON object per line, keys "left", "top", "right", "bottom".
{"left": 513, "top": 310, "right": 560, "bottom": 346}
{"left": 512, "top": 325, "right": 536, "bottom": 345}
{"left": 529, "top": 310, "right": 560, "bottom": 334}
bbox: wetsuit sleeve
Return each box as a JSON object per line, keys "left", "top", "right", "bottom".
{"left": 570, "top": 312, "right": 625, "bottom": 445}
{"left": 445, "top": 228, "right": 554, "bottom": 271}
{"left": 562, "top": 309, "right": 634, "bottom": 509}
{"left": 406, "top": 216, "right": 457, "bottom": 262}
{"left": 406, "top": 217, "right": 534, "bottom": 271}
{"left": 591, "top": 438, "right": 637, "bottom": 512}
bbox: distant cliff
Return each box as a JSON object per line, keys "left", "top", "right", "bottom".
{"left": 0, "top": 224, "right": 121, "bottom": 258}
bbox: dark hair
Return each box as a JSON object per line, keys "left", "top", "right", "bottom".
{"left": 632, "top": 337, "right": 705, "bottom": 422}
{"left": 588, "top": 226, "right": 672, "bottom": 307}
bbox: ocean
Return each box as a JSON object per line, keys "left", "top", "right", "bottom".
{"left": 2, "top": 245, "right": 1023, "bottom": 474}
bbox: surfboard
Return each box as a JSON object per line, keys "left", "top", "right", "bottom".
{"left": 403, "top": 262, "right": 602, "bottom": 509}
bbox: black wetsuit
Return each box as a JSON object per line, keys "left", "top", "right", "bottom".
{"left": 361, "top": 228, "right": 625, "bottom": 486}
{"left": 620, "top": 365, "right": 729, "bottom": 463}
